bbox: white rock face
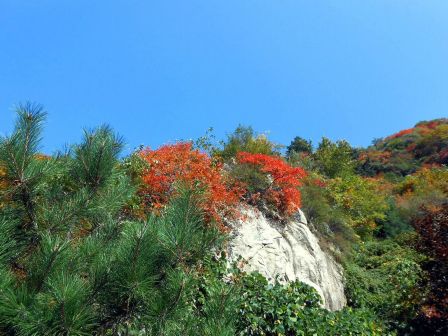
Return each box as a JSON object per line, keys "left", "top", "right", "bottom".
{"left": 227, "top": 207, "right": 347, "bottom": 311}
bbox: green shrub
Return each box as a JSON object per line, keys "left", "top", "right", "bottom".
{"left": 314, "top": 137, "right": 356, "bottom": 178}
{"left": 344, "top": 239, "right": 427, "bottom": 332}
{"left": 236, "top": 272, "right": 388, "bottom": 335}
{"left": 216, "top": 125, "right": 281, "bottom": 161}
{"left": 328, "top": 175, "right": 389, "bottom": 238}
{"left": 376, "top": 198, "right": 413, "bottom": 238}
{"left": 191, "top": 255, "right": 390, "bottom": 336}
{"left": 300, "top": 177, "right": 357, "bottom": 257}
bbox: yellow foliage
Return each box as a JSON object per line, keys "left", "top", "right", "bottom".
{"left": 398, "top": 167, "right": 448, "bottom": 196}
{"left": 432, "top": 124, "right": 448, "bottom": 141}
{"left": 396, "top": 167, "right": 448, "bottom": 216}
{"left": 328, "top": 175, "right": 389, "bottom": 234}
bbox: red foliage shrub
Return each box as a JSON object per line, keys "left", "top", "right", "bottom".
{"left": 418, "top": 120, "right": 443, "bottom": 130}
{"left": 387, "top": 128, "right": 414, "bottom": 140}
{"left": 358, "top": 150, "right": 392, "bottom": 164}
{"left": 138, "top": 142, "right": 242, "bottom": 231}
{"left": 406, "top": 143, "right": 417, "bottom": 153}
{"left": 313, "top": 178, "right": 326, "bottom": 188}
{"left": 236, "top": 152, "right": 307, "bottom": 217}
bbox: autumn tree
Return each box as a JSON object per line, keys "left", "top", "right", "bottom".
{"left": 232, "top": 152, "right": 306, "bottom": 218}
{"left": 415, "top": 123, "right": 448, "bottom": 164}
{"left": 395, "top": 167, "right": 448, "bottom": 222}
{"left": 357, "top": 119, "right": 448, "bottom": 177}
{"left": 138, "top": 142, "right": 242, "bottom": 230}
{"left": 328, "top": 175, "right": 389, "bottom": 237}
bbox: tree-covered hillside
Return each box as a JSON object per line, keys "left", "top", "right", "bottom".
{"left": 286, "top": 122, "right": 448, "bottom": 335}
{"left": 357, "top": 119, "right": 448, "bottom": 177}
{"left": 0, "top": 105, "right": 446, "bottom": 335}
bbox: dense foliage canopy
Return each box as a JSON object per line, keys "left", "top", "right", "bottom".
{"left": 0, "top": 106, "right": 446, "bottom": 335}
{"left": 235, "top": 152, "right": 307, "bottom": 217}
{"left": 358, "top": 118, "right": 448, "bottom": 176}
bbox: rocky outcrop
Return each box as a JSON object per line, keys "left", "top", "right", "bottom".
{"left": 227, "top": 207, "right": 347, "bottom": 311}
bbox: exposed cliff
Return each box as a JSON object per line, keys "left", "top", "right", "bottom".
{"left": 227, "top": 207, "right": 347, "bottom": 311}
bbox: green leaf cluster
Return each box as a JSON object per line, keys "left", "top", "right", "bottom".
{"left": 190, "top": 256, "right": 390, "bottom": 336}
{"left": 217, "top": 125, "right": 281, "bottom": 161}
{"left": 344, "top": 239, "right": 427, "bottom": 332}
{"left": 314, "top": 138, "right": 356, "bottom": 179}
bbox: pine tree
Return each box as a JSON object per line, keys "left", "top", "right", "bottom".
{"left": 0, "top": 104, "right": 232, "bottom": 335}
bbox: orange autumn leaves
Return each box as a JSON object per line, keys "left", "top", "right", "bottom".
{"left": 386, "top": 128, "right": 414, "bottom": 140}
{"left": 138, "top": 143, "right": 306, "bottom": 230}
{"left": 236, "top": 152, "right": 307, "bottom": 216}
{"left": 138, "top": 143, "right": 243, "bottom": 230}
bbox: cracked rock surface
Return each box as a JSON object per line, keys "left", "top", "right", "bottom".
{"left": 227, "top": 207, "right": 347, "bottom": 311}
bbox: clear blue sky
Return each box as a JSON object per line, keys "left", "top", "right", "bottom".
{"left": 1, "top": 1, "right": 447, "bottom": 154}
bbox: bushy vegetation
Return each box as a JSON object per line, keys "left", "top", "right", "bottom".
{"left": 0, "top": 106, "right": 447, "bottom": 335}
{"left": 327, "top": 175, "right": 389, "bottom": 238}
{"left": 137, "top": 142, "right": 243, "bottom": 230}
{"left": 314, "top": 138, "right": 356, "bottom": 178}
{"left": 357, "top": 118, "right": 448, "bottom": 177}
{"left": 286, "top": 136, "right": 312, "bottom": 157}
{"left": 216, "top": 125, "right": 281, "bottom": 162}
{"left": 284, "top": 121, "right": 448, "bottom": 335}
{"left": 344, "top": 238, "right": 427, "bottom": 332}
{"left": 410, "top": 204, "right": 448, "bottom": 334}
{"left": 191, "top": 254, "right": 388, "bottom": 336}
{"left": 233, "top": 152, "right": 306, "bottom": 218}
{"left": 299, "top": 176, "right": 357, "bottom": 257}
{"left": 0, "top": 107, "right": 226, "bottom": 335}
